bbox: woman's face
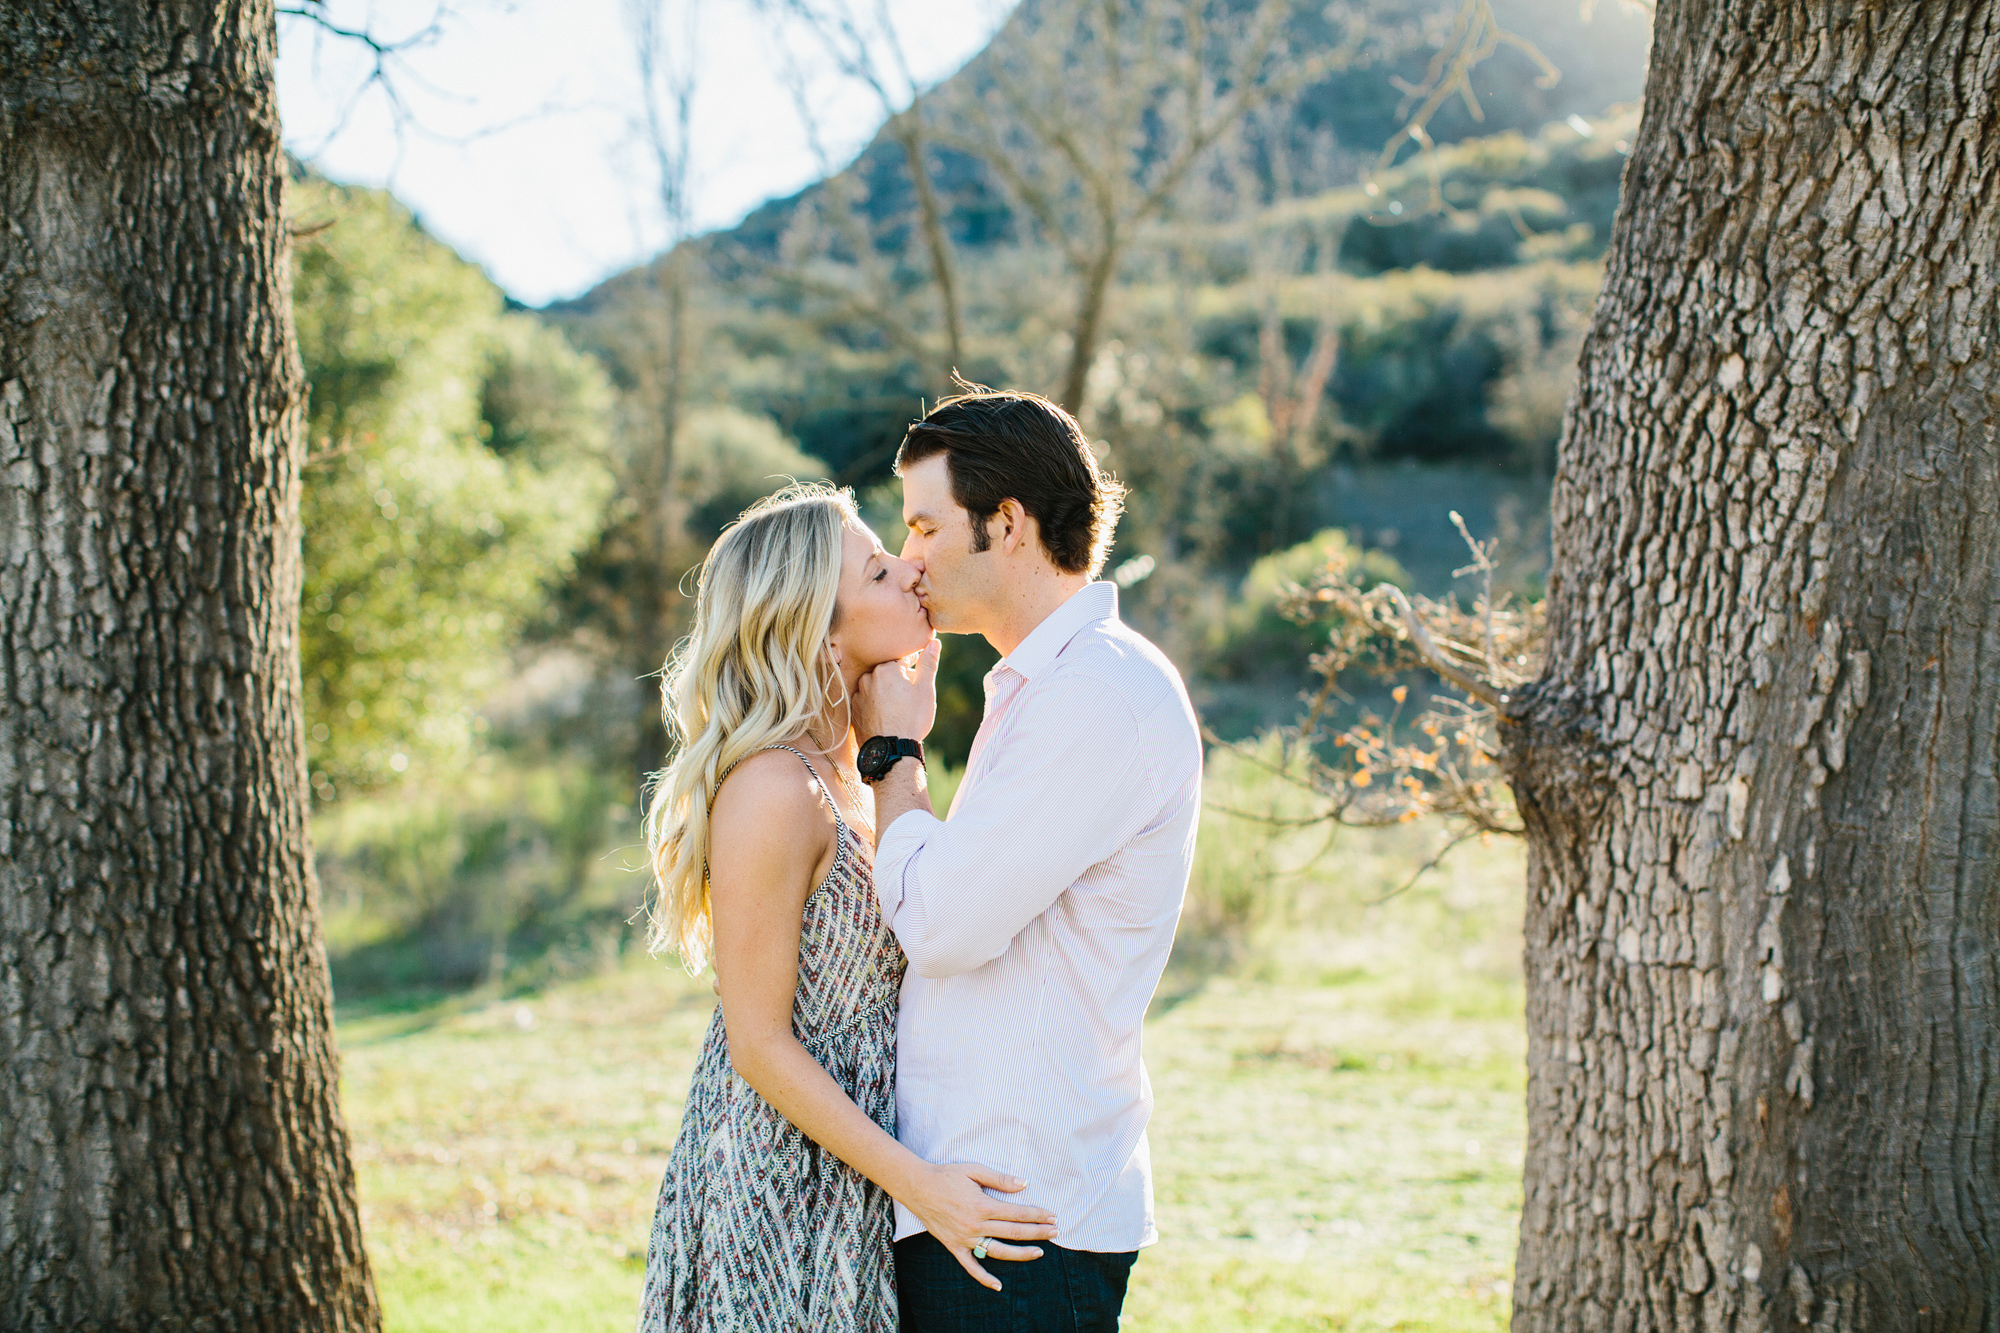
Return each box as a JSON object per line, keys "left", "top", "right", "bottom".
{"left": 827, "top": 521, "right": 932, "bottom": 672}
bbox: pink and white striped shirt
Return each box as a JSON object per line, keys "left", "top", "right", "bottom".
{"left": 875, "top": 581, "right": 1202, "bottom": 1252}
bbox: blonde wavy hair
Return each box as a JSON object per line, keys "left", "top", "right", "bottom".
{"left": 642, "top": 483, "right": 860, "bottom": 971}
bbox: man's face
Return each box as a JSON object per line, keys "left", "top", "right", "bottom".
{"left": 899, "top": 453, "right": 994, "bottom": 635}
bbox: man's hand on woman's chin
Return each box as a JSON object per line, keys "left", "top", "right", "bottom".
{"left": 853, "top": 637, "right": 941, "bottom": 741}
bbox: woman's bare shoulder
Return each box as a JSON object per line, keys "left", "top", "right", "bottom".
{"left": 708, "top": 747, "right": 837, "bottom": 869}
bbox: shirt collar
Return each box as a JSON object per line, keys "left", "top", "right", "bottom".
{"left": 995, "top": 581, "right": 1119, "bottom": 682}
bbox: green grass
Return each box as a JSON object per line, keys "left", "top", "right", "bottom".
{"left": 337, "top": 796, "right": 1526, "bottom": 1331}
{"left": 1131, "top": 976, "right": 1521, "bottom": 1331}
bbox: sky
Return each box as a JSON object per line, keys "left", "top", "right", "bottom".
{"left": 276, "top": 0, "right": 1009, "bottom": 306}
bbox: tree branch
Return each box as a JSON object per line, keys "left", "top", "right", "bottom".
{"left": 1384, "top": 585, "right": 1507, "bottom": 708}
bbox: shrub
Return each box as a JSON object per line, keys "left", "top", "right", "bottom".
{"left": 675, "top": 406, "right": 832, "bottom": 542}
{"left": 1205, "top": 528, "right": 1410, "bottom": 682}
{"left": 317, "top": 762, "right": 636, "bottom": 994}
{"left": 293, "top": 176, "right": 615, "bottom": 800}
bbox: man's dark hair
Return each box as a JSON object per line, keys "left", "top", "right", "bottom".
{"left": 894, "top": 385, "right": 1126, "bottom": 578}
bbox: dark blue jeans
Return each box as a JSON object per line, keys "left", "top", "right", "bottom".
{"left": 894, "top": 1231, "right": 1138, "bottom": 1332}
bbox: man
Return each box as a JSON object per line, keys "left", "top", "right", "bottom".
{"left": 852, "top": 387, "right": 1202, "bottom": 1331}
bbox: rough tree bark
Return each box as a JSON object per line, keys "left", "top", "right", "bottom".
{"left": 0, "top": 5, "right": 380, "bottom": 1329}
{"left": 1508, "top": 2, "right": 2000, "bottom": 1328}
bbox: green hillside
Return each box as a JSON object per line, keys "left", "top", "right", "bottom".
{"left": 551, "top": 0, "right": 1647, "bottom": 547}
{"left": 298, "top": 0, "right": 1651, "bottom": 1000}
{"left": 550, "top": 78, "right": 1643, "bottom": 739}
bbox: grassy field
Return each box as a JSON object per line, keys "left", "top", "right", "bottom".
{"left": 337, "top": 777, "right": 1527, "bottom": 1332}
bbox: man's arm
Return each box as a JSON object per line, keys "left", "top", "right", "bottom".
{"left": 853, "top": 636, "right": 938, "bottom": 831}
{"left": 869, "top": 747, "right": 932, "bottom": 837}
{"left": 874, "top": 672, "right": 1157, "bottom": 978}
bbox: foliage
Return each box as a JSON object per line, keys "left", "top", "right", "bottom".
{"left": 660, "top": 33, "right": 1636, "bottom": 486}
{"left": 551, "top": 404, "right": 831, "bottom": 719}
{"left": 676, "top": 110, "right": 1616, "bottom": 676}
{"left": 553, "top": 109, "right": 1624, "bottom": 691}
{"left": 1176, "top": 257, "right": 1602, "bottom": 467}
{"left": 1205, "top": 526, "right": 1412, "bottom": 681}
{"left": 673, "top": 406, "right": 832, "bottom": 542}
{"left": 292, "top": 175, "right": 615, "bottom": 799}
{"left": 726, "top": 0, "right": 1648, "bottom": 273}
{"left": 1484, "top": 314, "right": 1584, "bottom": 473}
{"left": 277, "top": 11, "right": 1657, "bottom": 1322}
{"left": 296, "top": 12, "right": 1636, "bottom": 1006}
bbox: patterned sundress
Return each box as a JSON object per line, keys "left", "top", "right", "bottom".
{"left": 638, "top": 746, "right": 905, "bottom": 1332}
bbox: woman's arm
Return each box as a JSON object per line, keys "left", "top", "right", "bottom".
{"left": 707, "top": 752, "right": 1058, "bottom": 1291}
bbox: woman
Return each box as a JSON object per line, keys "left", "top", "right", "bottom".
{"left": 636, "top": 484, "right": 1058, "bottom": 1331}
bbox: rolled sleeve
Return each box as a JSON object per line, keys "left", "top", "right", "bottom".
{"left": 874, "top": 807, "right": 940, "bottom": 924}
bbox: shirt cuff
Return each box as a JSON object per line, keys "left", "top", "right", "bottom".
{"left": 874, "top": 807, "right": 942, "bottom": 924}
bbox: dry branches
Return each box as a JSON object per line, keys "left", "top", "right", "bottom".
{"left": 752, "top": 0, "right": 967, "bottom": 376}
{"left": 277, "top": 3, "right": 501, "bottom": 166}
{"left": 1214, "top": 514, "right": 1544, "bottom": 850}
{"left": 1371, "top": 0, "right": 1560, "bottom": 214}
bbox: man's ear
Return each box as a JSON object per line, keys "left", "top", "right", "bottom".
{"left": 995, "top": 498, "right": 1028, "bottom": 555}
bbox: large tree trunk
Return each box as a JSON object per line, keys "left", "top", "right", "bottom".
{"left": 1508, "top": 3, "right": 2000, "bottom": 1327}
{"left": 0, "top": 5, "right": 379, "bottom": 1329}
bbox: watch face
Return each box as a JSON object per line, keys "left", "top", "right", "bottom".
{"left": 857, "top": 736, "right": 894, "bottom": 778}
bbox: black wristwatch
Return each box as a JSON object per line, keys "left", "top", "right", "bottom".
{"left": 856, "top": 736, "right": 925, "bottom": 784}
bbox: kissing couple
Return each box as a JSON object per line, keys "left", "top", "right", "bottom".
{"left": 634, "top": 387, "right": 1201, "bottom": 1331}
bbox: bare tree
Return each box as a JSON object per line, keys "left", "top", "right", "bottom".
{"left": 758, "top": 0, "right": 969, "bottom": 377}
{"left": 625, "top": 0, "right": 702, "bottom": 789}
{"left": 1, "top": 2, "right": 378, "bottom": 1327}
{"left": 1253, "top": 255, "right": 1340, "bottom": 476}
{"left": 1369, "top": 0, "right": 1558, "bottom": 206}
{"left": 764, "top": 119, "right": 951, "bottom": 379}
{"left": 1233, "top": 101, "right": 1347, "bottom": 546}
{"left": 936, "top": 0, "right": 1354, "bottom": 409}
{"left": 278, "top": 0, "right": 459, "bottom": 159}
{"left": 746, "top": 0, "right": 1356, "bottom": 412}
